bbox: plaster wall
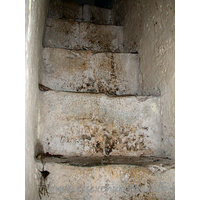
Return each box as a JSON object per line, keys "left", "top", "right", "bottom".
{"left": 25, "top": 0, "right": 49, "bottom": 199}
{"left": 113, "top": 0, "right": 175, "bottom": 158}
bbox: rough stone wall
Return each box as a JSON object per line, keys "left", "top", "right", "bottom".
{"left": 25, "top": 0, "right": 49, "bottom": 199}
{"left": 112, "top": 0, "right": 175, "bottom": 158}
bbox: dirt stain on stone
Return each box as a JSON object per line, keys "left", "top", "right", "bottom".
{"left": 95, "top": 141, "right": 103, "bottom": 153}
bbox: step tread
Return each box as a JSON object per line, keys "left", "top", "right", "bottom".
{"left": 43, "top": 18, "right": 123, "bottom": 52}
{"left": 40, "top": 48, "right": 140, "bottom": 95}
{"left": 38, "top": 91, "right": 162, "bottom": 158}
{"left": 48, "top": 0, "right": 113, "bottom": 25}
{"left": 36, "top": 159, "right": 174, "bottom": 200}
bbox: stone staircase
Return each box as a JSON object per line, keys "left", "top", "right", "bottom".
{"left": 36, "top": 1, "right": 175, "bottom": 199}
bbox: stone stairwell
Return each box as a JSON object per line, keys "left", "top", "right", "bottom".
{"left": 36, "top": 1, "right": 175, "bottom": 199}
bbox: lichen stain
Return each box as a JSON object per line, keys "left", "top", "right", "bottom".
{"left": 75, "top": 54, "right": 120, "bottom": 95}
{"left": 79, "top": 119, "right": 151, "bottom": 156}
{"left": 95, "top": 141, "right": 103, "bottom": 153}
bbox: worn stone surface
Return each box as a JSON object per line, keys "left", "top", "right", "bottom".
{"left": 35, "top": 161, "right": 175, "bottom": 200}
{"left": 83, "top": 4, "right": 112, "bottom": 25}
{"left": 36, "top": 154, "right": 174, "bottom": 167}
{"left": 80, "top": 22, "right": 123, "bottom": 52}
{"left": 38, "top": 91, "right": 162, "bottom": 157}
{"left": 43, "top": 18, "right": 123, "bottom": 52}
{"left": 40, "top": 48, "right": 140, "bottom": 95}
{"left": 43, "top": 18, "right": 80, "bottom": 50}
{"left": 48, "top": 0, "right": 82, "bottom": 21}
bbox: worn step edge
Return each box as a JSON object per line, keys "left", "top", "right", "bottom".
{"left": 35, "top": 154, "right": 174, "bottom": 167}
{"left": 45, "top": 17, "right": 123, "bottom": 28}
{"left": 42, "top": 47, "right": 135, "bottom": 54}
{"left": 38, "top": 88, "right": 159, "bottom": 99}
{"left": 39, "top": 85, "right": 159, "bottom": 98}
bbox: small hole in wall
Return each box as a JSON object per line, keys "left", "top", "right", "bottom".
{"left": 40, "top": 170, "right": 50, "bottom": 179}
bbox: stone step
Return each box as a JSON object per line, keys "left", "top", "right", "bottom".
{"left": 48, "top": 0, "right": 113, "bottom": 25}
{"left": 40, "top": 48, "right": 140, "bottom": 95}
{"left": 43, "top": 18, "right": 123, "bottom": 52}
{"left": 83, "top": 4, "right": 112, "bottom": 25}
{"left": 35, "top": 159, "right": 175, "bottom": 199}
{"left": 48, "top": 0, "right": 82, "bottom": 22}
{"left": 38, "top": 91, "right": 162, "bottom": 157}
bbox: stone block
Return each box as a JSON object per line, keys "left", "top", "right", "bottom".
{"left": 38, "top": 91, "right": 162, "bottom": 157}
{"left": 80, "top": 22, "right": 123, "bottom": 52}
{"left": 43, "top": 18, "right": 80, "bottom": 50}
{"left": 48, "top": 0, "right": 82, "bottom": 21}
{"left": 83, "top": 4, "right": 112, "bottom": 25}
{"left": 40, "top": 48, "right": 140, "bottom": 95}
{"left": 43, "top": 18, "right": 123, "bottom": 52}
{"left": 36, "top": 161, "right": 175, "bottom": 200}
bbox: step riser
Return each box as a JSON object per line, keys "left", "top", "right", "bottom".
{"left": 83, "top": 4, "right": 112, "bottom": 25}
{"left": 36, "top": 162, "right": 175, "bottom": 200}
{"left": 38, "top": 91, "right": 162, "bottom": 157}
{"left": 48, "top": 0, "right": 112, "bottom": 25}
{"left": 48, "top": 0, "right": 82, "bottom": 22}
{"left": 41, "top": 48, "right": 140, "bottom": 95}
{"left": 43, "top": 18, "right": 123, "bottom": 52}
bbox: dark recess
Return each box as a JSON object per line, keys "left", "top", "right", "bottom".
{"left": 95, "top": 0, "right": 113, "bottom": 9}
{"left": 65, "top": 0, "right": 113, "bottom": 9}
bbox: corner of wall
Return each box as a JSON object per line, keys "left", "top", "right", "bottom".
{"left": 112, "top": 0, "right": 175, "bottom": 159}
{"left": 25, "top": 0, "right": 49, "bottom": 199}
